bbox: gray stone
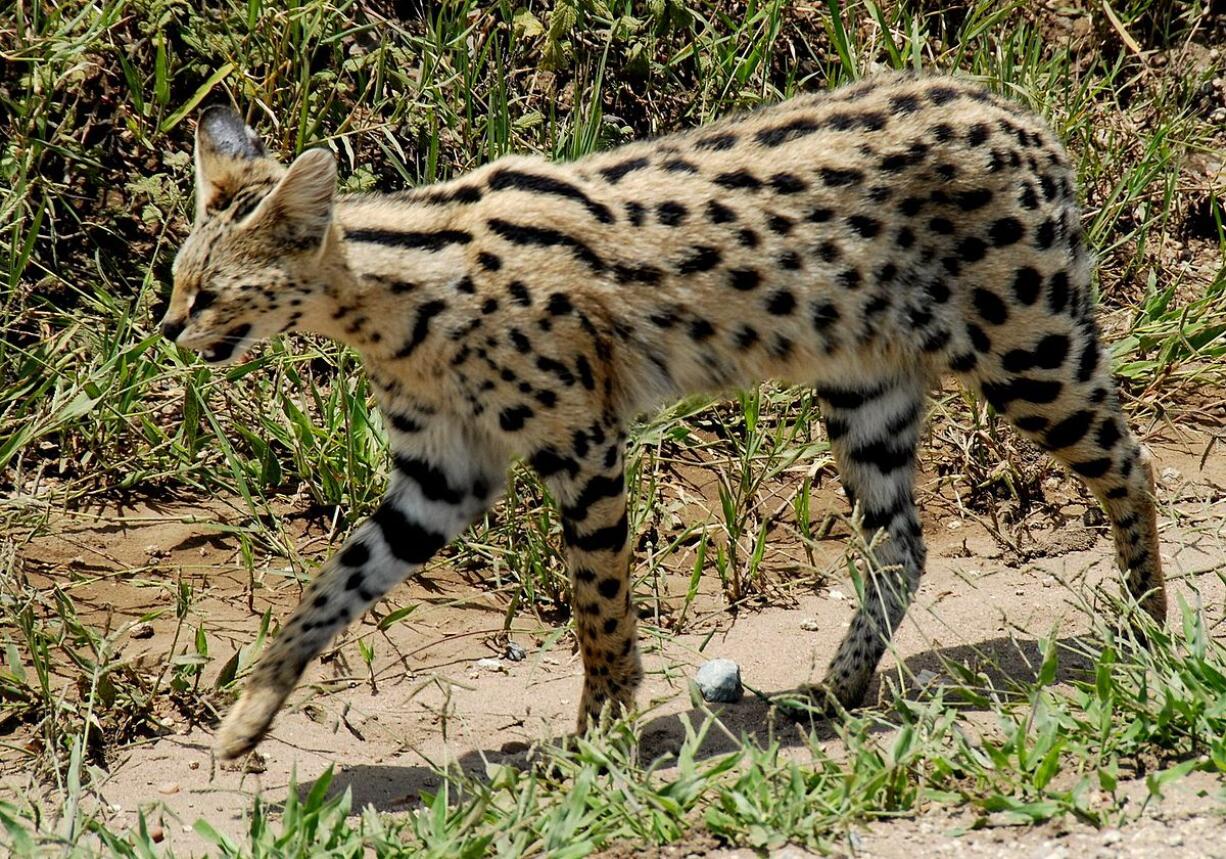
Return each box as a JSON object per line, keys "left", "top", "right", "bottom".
{"left": 695, "top": 658, "right": 743, "bottom": 703}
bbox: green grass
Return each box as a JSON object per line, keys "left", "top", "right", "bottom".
{"left": 1, "top": 0, "right": 1225, "bottom": 855}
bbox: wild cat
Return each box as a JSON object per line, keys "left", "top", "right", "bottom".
{"left": 158, "top": 73, "right": 1164, "bottom": 758}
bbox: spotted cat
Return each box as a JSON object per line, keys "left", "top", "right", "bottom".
{"left": 159, "top": 73, "right": 1165, "bottom": 759}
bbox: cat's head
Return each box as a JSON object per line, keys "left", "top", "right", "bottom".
{"left": 159, "top": 107, "right": 336, "bottom": 364}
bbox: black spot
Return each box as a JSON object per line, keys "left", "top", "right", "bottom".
{"left": 695, "top": 132, "right": 738, "bottom": 151}
{"left": 508, "top": 281, "right": 532, "bottom": 306}
{"left": 810, "top": 301, "right": 839, "bottom": 332}
{"left": 1077, "top": 336, "right": 1099, "bottom": 382}
{"left": 729, "top": 269, "right": 761, "bottom": 291}
{"left": 928, "top": 217, "right": 954, "bottom": 235}
{"left": 954, "top": 189, "right": 994, "bottom": 211}
{"left": 389, "top": 412, "right": 422, "bottom": 434}
{"left": 949, "top": 352, "right": 978, "bottom": 372}
{"left": 838, "top": 268, "right": 862, "bottom": 289}
{"left": 706, "top": 201, "right": 737, "bottom": 223}
{"left": 614, "top": 263, "right": 663, "bottom": 285}
{"left": 778, "top": 250, "right": 802, "bottom": 270}
{"left": 816, "top": 380, "right": 889, "bottom": 410}
{"left": 820, "top": 167, "right": 864, "bottom": 187}
{"left": 930, "top": 122, "right": 954, "bottom": 141}
{"left": 967, "top": 324, "right": 991, "bottom": 353}
{"left": 756, "top": 117, "right": 820, "bottom": 147}
{"left": 454, "top": 275, "right": 476, "bottom": 294}
{"left": 1048, "top": 270, "right": 1070, "bottom": 313}
{"left": 972, "top": 288, "right": 1008, "bottom": 325}
{"left": 808, "top": 207, "right": 833, "bottom": 223}
{"left": 1012, "top": 267, "right": 1042, "bottom": 304}
{"left": 530, "top": 447, "right": 580, "bottom": 479}
{"left": 598, "top": 157, "right": 650, "bottom": 184}
{"left": 561, "top": 512, "right": 629, "bottom": 553}
{"left": 715, "top": 170, "right": 762, "bottom": 190}
{"left": 678, "top": 246, "right": 721, "bottom": 274}
{"left": 547, "top": 293, "right": 573, "bottom": 316}
{"left": 896, "top": 227, "right": 915, "bottom": 248}
{"left": 1070, "top": 457, "right": 1112, "bottom": 478}
{"left": 625, "top": 201, "right": 646, "bottom": 226}
{"left": 966, "top": 123, "right": 991, "bottom": 146}
{"left": 1097, "top": 418, "right": 1122, "bottom": 450}
{"left": 770, "top": 172, "right": 807, "bottom": 194}
{"left": 818, "top": 241, "right": 841, "bottom": 262}
{"left": 597, "top": 577, "right": 622, "bottom": 599}
{"left": 767, "top": 214, "right": 794, "bottom": 235}
{"left": 481, "top": 297, "right": 499, "bottom": 314}
{"left": 394, "top": 453, "right": 466, "bottom": 504}
{"left": 847, "top": 215, "right": 881, "bottom": 238}
{"left": 340, "top": 542, "right": 369, "bottom": 567}
{"left": 985, "top": 215, "right": 1024, "bottom": 246}
{"left": 499, "top": 405, "right": 534, "bottom": 431}
{"left": 957, "top": 237, "right": 987, "bottom": 262}
{"left": 1106, "top": 485, "right": 1128, "bottom": 499}
{"left": 657, "top": 201, "right": 688, "bottom": 226}
{"left": 876, "top": 262, "right": 898, "bottom": 284}
{"left": 735, "top": 325, "right": 759, "bottom": 348}
{"left": 889, "top": 93, "right": 921, "bottom": 114}
{"left": 661, "top": 158, "right": 698, "bottom": 173}
{"left": 1014, "top": 415, "right": 1049, "bottom": 433}
{"left": 925, "top": 278, "right": 950, "bottom": 303}
{"left": 766, "top": 289, "right": 796, "bottom": 315}
{"left": 689, "top": 318, "right": 715, "bottom": 340}
{"left": 922, "top": 328, "right": 951, "bottom": 352}
{"left": 576, "top": 356, "right": 595, "bottom": 390}
{"left": 1044, "top": 410, "right": 1094, "bottom": 449}
{"left": 1036, "top": 218, "right": 1056, "bottom": 249}
{"left": 1034, "top": 333, "right": 1070, "bottom": 369}
{"left": 371, "top": 504, "right": 446, "bottom": 565}
{"left": 980, "top": 377, "right": 1063, "bottom": 411}
{"left": 737, "top": 228, "right": 760, "bottom": 247}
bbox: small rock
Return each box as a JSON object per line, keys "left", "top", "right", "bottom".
{"left": 947, "top": 519, "right": 962, "bottom": 531}
{"left": 157, "top": 782, "right": 180, "bottom": 795}
{"left": 1167, "top": 833, "right": 1184, "bottom": 847}
{"left": 695, "top": 659, "right": 743, "bottom": 703}
{"left": 1100, "top": 830, "right": 1121, "bottom": 846}
{"left": 476, "top": 657, "right": 505, "bottom": 672}
{"left": 130, "top": 622, "right": 155, "bottom": 640}
{"left": 149, "top": 824, "right": 165, "bottom": 843}
{"left": 800, "top": 617, "right": 820, "bottom": 631}
{"left": 1160, "top": 466, "right": 1181, "bottom": 484}
{"left": 188, "top": 760, "right": 200, "bottom": 770}
{"left": 827, "top": 588, "right": 846, "bottom": 602}
{"left": 504, "top": 642, "right": 526, "bottom": 662}
{"left": 914, "top": 669, "right": 939, "bottom": 687}
{"left": 244, "top": 751, "right": 267, "bottom": 774}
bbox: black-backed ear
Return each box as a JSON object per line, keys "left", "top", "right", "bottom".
{"left": 247, "top": 148, "right": 337, "bottom": 250}
{"left": 194, "top": 106, "right": 269, "bottom": 218}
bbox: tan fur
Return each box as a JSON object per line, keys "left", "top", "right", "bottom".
{"left": 161, "top": 74, "right": 1165, "bottom": 759}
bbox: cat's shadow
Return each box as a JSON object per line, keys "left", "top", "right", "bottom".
{"left": 309, "top": 633, "right": 1093, "bottom": 813}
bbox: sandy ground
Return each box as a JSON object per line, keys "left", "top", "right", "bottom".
{"left": 3, "top": 428, "right": 1224, "bottom": 856}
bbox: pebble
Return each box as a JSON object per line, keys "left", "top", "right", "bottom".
{"left": 157, "top": 782, "right": 180, "bottom": 795}
{"left": 827, "top": 589, "right": 846, "bottom": 601}
{"left": 130, "top": 622, "right": 155, "bottom": 640}
{"left": 800, "top": 618, "right": 820, "bottom": 631}
{"left": 695, "top": 658, "right": 743, "bottom": 703}
{"left": 476, "top": 657, "right": 505, "bottom": 672}
{"left": 504, "top": 642, "right": 526, "bottom": 662}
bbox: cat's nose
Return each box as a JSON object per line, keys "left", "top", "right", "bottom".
{"left": 161, "top": 317, "right": 186, "bottom": 342}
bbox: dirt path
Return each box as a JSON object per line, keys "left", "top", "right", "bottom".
{"left": 4, "top": 430, "right": 1224, "bottom": 856}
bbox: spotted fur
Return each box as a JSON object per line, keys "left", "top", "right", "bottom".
{"left": 160, "top": 75, "right": 1166, "bottom": 759}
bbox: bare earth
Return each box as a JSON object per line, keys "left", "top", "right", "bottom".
{"left": 4, "top": 426, "right": 1224, "bottom": 857}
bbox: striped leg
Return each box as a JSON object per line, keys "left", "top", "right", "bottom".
{"left": 215, "top": 419, "right": 504, "bottom": 759}
{"left": 816, "top": 369, "right": 929, "bottom": 709}
{"left": 970, "top": 319, "right": 1166, "bottom": 623}
{"left": 533, "top": 430, "right": 641, "bottom": 731}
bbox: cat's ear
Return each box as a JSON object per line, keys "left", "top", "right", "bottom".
{"left": 194, "top": 106, "right": 269, "bottom": 219}
{"left": 248, "top": 148, "right": 337, "bottom": 250}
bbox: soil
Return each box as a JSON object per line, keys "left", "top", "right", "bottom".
{"left": 2, "top": 427, "right": 1224, "bottom": 857}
